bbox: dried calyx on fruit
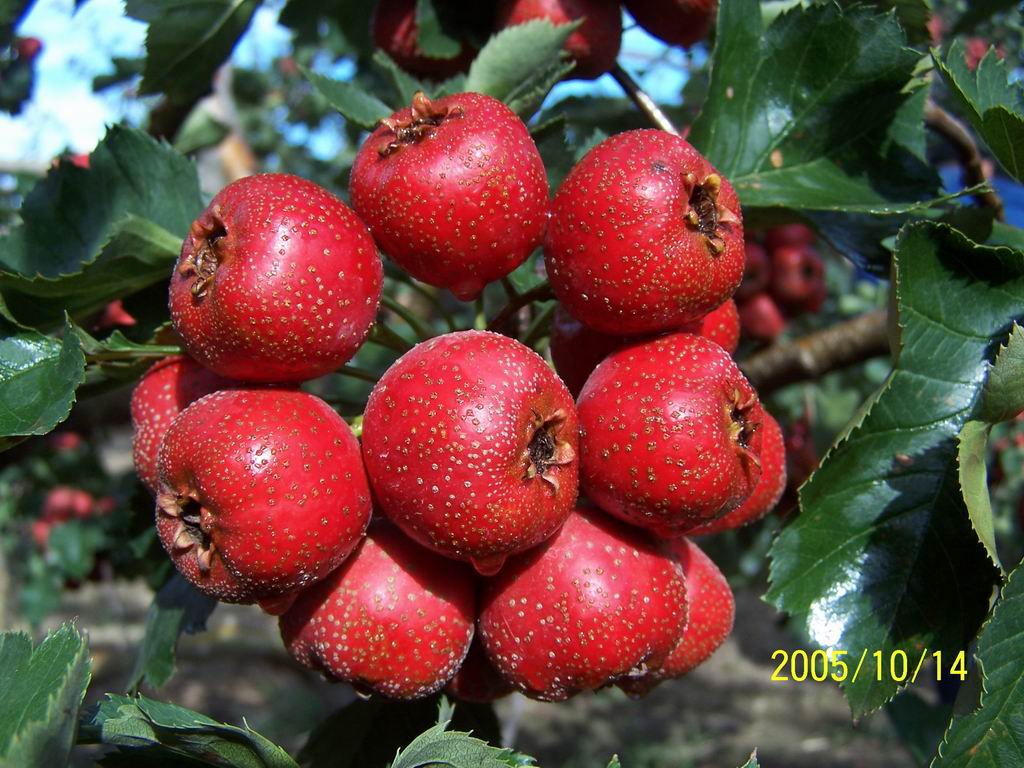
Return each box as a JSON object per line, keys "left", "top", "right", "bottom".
{"left": 377, "top": 91, "right": 464, "bottom": 156}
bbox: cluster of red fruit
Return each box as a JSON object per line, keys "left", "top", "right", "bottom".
{"left": 31, "top": 484, "right": 113, "bottom": 551}
{"left": 736, "top": 225, "right": 826, "bottom": 344}
{"left": 130, "top": 87, "right": 788, "bottom": 704}
{"left": 374, "top": 0, "right": 716, "bottom": 82}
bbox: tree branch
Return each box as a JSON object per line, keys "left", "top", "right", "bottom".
{"left": 925, "top": 100, "right": 1005, "bottom": 222}
{"left": 739, "top": 309, "right": 890, "bottom": 395}
{"left": 486, "top": 283, "right": 554, "bottom": 332}
{"left": 610, "top": 63, "right": 680, "bottom": 135}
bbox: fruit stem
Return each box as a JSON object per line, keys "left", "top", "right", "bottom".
{"left": 522, "top": 301, "right": 557, "bottom": 347}
{"left": 474, "top": 296, "right": 487, "bottom": 330}
{"left": 367, "top": 323, "right": 413, "bottom": 353}
{"left": 380, "top": 294, "right": 436, "bottom": 341}
{"left": 610, "top": 63, "right": 680, "bottom": 136}
{"left": 384, "top": 268, "right": 458, "bottom": 332}
{"left": 84, "top": 345, "right": 182, "bottom": 363}
{"left": 500, "top": 277, "right": 520, "bottom": 301}
{"left": 336, "top": 365, "right": 381, "bottom": 384}
{"left": 348, "top": 415, "right": 363, "bottom": 438}
{"left": 486, "top": 282, "right": 553, "bottom": 333}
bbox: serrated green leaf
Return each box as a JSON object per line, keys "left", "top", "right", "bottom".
{"left": 980, "top": 323, "right": 1024, "bottom": 423}
{"left": 0, "top": 624, "right": 91, "bottom": 768}
{"left": 464, "top": 19, "right": 574, "bottom": 105}
{"left": 767, "top": 222, "right": 1019, "bottom": 717}
{"left": 126, "top": 0, "right": 260, "bottom": 105}
{"left": 839, "top": 0, "right": 930, "bottom": 44}
{"left": 414, "top": 0, "right": 461, "bottom": 59}
{"left": 81, "top": 693, "right": 298, "bottom": 768}
{"left": 691, "top": 0, "right": 947, "bottom": 215}
{"left": 373, "top": 50, "right": 424, "bottom": 106}
{"left": 505, "top": 60, "right": 575, "bottom": 121}
{"left": 933, "top": 562, "right": 1024, "bottom": 767}
{"left": 174, "top": 107, "right": 231, "bottom": 154}
{"left": 887, "top": 690, "right": 951, "bottom": 766}
{"left": 302, "top": 66, "right": 392, "bottom": 130}
{"left": 0, "top": 316, "right": 86, "bottom": 451}
{"left": 934, "top": 42, "right": 1024, "bottom": 182}
{"left": 128, "top": 575, "right": 217, "bottom": 691}
{"left": 958, "top": 420, "right": 1002, "bottom": 571}
{"left": 389, "top": 724, "right": 529, "bottom": 768}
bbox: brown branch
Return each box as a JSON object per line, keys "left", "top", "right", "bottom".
{"left": 925, "top": 100, "right": 1005, "bottom": 222}
{"left": 739, "top": 309, "right": 890, "bottom": 395}
{"left": 610, "top": 63, "right": 680, "bottom": 135}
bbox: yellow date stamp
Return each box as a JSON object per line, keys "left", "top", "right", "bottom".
{"left": 769, "top": 648, "right": 968, "bottom": 684}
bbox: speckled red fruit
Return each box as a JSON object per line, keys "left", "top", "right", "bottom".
{"left": 496, "top": 0, "right": 622, "bottom": 79}
{"left": 372, "top": 0, "right": 476, "bottom": 79}
{"left": 619, "top": 538, "right": 733, "bottom": 696}
{"left": 169, "top": 173, "right": 382, "bottom": 383}
{"left": 622, "top": 0, "right": 716, "bottom": 48}
{"left": 764, "top": 223, "right": 815, "bottom": 252}
{"left": 478, "top": 507, "right": 688, "bottom": 701}
{"left": 578, "top": 333, "right": 762, "bottom": 536}
{"left": 735, "top": 240, "right": 769, "bottom": 303}
{"left": 350, "top": 92, "right": 548, "bottom": 301}
{"left": 738, "top": 292, "right": 785, "bottom": 343}
{"left": 689, "top": 411, "right": 785, "bottom": 535}
{"left": 549, "top": 300, "right": 739, "bottom": 399}
{"left": 280, "top": 520, "right": 475, "bottom": 700}
{"left": 131, "top": 356, "right": 235, "bottom": 495}
{"left": 362, "top": 330, "right": 578, "bottom": 575}
{"left": 156, "top": 389, "right": 371, "bottom": 604}
{"left": 545, "top": 130, "right": 744, "bottom": 335}
{"left": 770, "top": 246, "right": 824, "bottom": 310}
{"left": 446, "top": 637, "right": 514, "bottom": 703}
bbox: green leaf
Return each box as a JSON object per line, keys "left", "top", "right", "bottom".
{"left": 47, "top": 519, "right": 106, "bottom": 580}
{"left": 128, "top": 575, "right": 218, "bottom": 691}
{"left": 174, "top": 107, "right": 231, "bottom": 154}
{"left": 690, "top": 0, "right": 946, "bottom": 215}
{"left": 767, "top": 222, "right": 1021, "bottom": 717}
{"left": 302, "top": 66, "right": 392, "bottom": 131}
{"left": 81, "top": 694, "right": 299, "bottom": 768}
{"left": 933, "top": 562, "right": 1024, "bottom": 767}
{"left": 414, "top": 0, "right": 461, "bottom": 59}
{"left": 93, "top": 57, "right": 145, "bottom": 91}
{"left": 738, "top": 752, "right": 760, "bottom": 768}
{"left": 373, "top": 51, "right": 424, "bottom": 107}
{"left": 958, "top": 420, "right": 1001, "bottom": 571}
{"left": 0, "top": 316, "right": 86, "bottom": 451}
{"left": 0, "top": 624, "right": 91, "bottom": 768}
{"left": 0, "top": 125, "right": 201, "bottom": 328}
{"left": 886, "top": 690, "right": 951, "bottom": 766}
{"left": 390, "top": 722, "right": 530, "bottom": 768}
{"left": 840, "top": 0, "right": 930, "bottom": 44}
{"left": 933, "top": 42, "right": 1024, "bottom": 182}
{"left": 126, "top": 0, "right": 260, "bottom": 105}
{"left": 605, "top": 757, "right": 622, "bottom": 768}
{"left": 464, "top": 20, "right": 575, "bottom": 106}
{"left": 505, "top": 60, "right": 575, "bottom": 121}
{"left": 300, "top": 695, "right": 503, "bottom": 768}
{"left": 980, "top": 323, "right": 1024, "bottom": 423}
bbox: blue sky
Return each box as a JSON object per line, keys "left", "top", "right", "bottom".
{"left": 1, "top": 0, "right": 692, "bottom": 166}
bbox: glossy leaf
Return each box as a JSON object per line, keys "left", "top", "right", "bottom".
{"left": 957, "top": 420, "right": 1001, "bottom": 571}
{"left": 0, "top": 624, "right": 91, "bottom": 768}
{"left": 768, "top": 222, "right": 1019, "bottom": 717}
{"left": 390, "top": 722, "right": 531, "bottom": 768}
{"left": 302, "top": 66, "right": 392, "bottom": 130}
{"left": 0, "top": 316, "right": 86, "bottom": 451}
{"left": 690, "top": 0, "right": 945, "bottom": 215}
{"left": 414, "top": 0, "right": 461, "bottom": 59}
{"left": 934, "top": 563, "right": 1024, "bottom": 767}
{"left": 373, "top": 51, "right": 423, "bottom": 106}
{"left": 464, "top": 20, "right": 574, "bottom": 107}
{"left": 80, "top": 694, "right": 298, "bottom": 768}
{"left": 934, "top": 42, "right": 1024, "bottom": 182}
{"left": 127, "top": 575, "right": 218, "bottom": 691}
{"left": 126, "top": 0, "right": 260, "bottom": 105}
{"left": 980, "top": 323, "right": 1024, "bottom": 423}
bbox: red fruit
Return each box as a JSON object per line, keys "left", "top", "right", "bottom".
{"left": 280, "top": 520, "right": 475, "bottom": 700}
{"left": 478, "top": 507, "right": 688, "bottom": 701}
{"left": 372, "top": 0, "right": 476, "bottom": 79}
{"left": 964, "top": 38, "right": 1003, "bottom": 71}
{"left": 169, "top": 173, "right": 382, "bottom": 383}
{"left": 550, "top": 299, "right": 740, "bottom": 399}
{"left": 784, "top": 416, "right": 818, "bottom": 493}
{"left": 770, "top": 246, "right": 825, "bottom": 310}
{"left": 545, "top": 130, "right": 744, "bottom": 335}
{"left": 577, "top": 333, "right": 762, "bottom": 536}
{"left": 31, "top": 520, "right": 52, "bottom": 550}
{"left": 689, "top": 411, "right": 786, "bottom": 535}
{"left": 763, "top": 223, "right": 815, "bottom": 252}
{"left": 619, "top": 538, "right": 733, "bottom": 696}
{"left": 156, "top": 388, "right": 372, "bottom": 604}
{"left": 96, "top": 299, "right": 136, "bottom": 330}
{"left": 16, "top": 36, "right": 42, "bottom": 61}
{"left": 622, "top": 0, "right": 716, "bottom": 48}
{"left": 131, "top": 355, "right": 236, "bottom": 495}
{"left": 685, "top": 298, "right": 739, "bottom": 354}
{"left": 495, "top": 0, "right": 622, "bottom": 79}
{"left": 42, "top": 487, "right": 94, "bottom": 523}
{"left": 446, "top": 637, "right": 514, "bottom": 703}
{"left": 735, "top": 240, "right": 769, "bottom": 303}
{"left": 350, "top": 92, "right": 548, "bottom": 301}
{"left": 738, "top": 292, "right": 786, "bottom": 343}
{"left": 48, "top": 431, "right": 83, "bottom": 452}
{"left": 362, "top": 330, "right": 578, "bottom": 575}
